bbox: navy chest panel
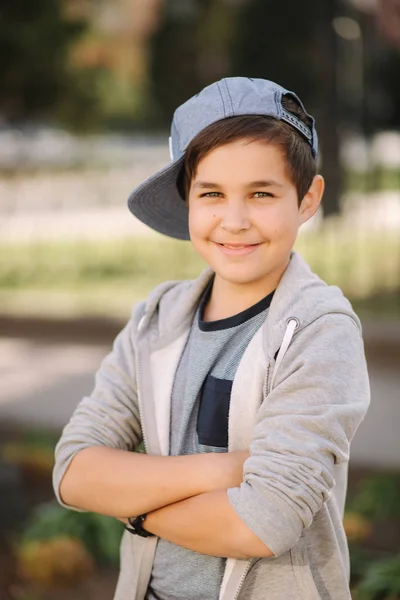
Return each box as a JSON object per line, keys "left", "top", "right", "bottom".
{"left": 197, "top": 375, "right": 232, "bottom": 449}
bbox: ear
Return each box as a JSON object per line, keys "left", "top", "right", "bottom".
{"left": 299, "top": 175, "right": 324, "bottom": 225}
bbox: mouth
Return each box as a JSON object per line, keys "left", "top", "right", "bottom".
{"left": 213, "top": 242, "right": 262, "bottom": 257}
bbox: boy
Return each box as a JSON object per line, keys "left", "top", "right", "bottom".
{"left": 53, "top": 77, "right": 370, "bottom": 600}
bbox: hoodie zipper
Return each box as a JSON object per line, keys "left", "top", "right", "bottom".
{"left": 135, "top": 315, "right": 148, "bottom": 454}
{"left": 232, "top": 561, "right": 253, "bottom": 600}
{"left": 269, "top": 318, "right": 299, "bottom": 392}
{"left": 231, "top": 319, "right": 299, "bottom": 600}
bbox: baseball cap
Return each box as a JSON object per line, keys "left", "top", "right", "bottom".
{"left": 128, "top": 77, "right": 318, "bottom": 240}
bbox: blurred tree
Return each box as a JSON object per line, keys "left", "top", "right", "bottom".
{"left": 231, "top": 0, "right": 317, "bottom": 105}
{"left": 378, "top": 0, "right": 400, "bottom": 48}
{"left": 363, "top": 8, "right": 400, "bottom": 134}
{"left": 149, "top": 0, "right": 241, "bottom": 124}
{"left": 232, "top": 0, "right": 342, "bottom": 215}
{"left": 0, "top": 0, "right": 98, "bottom": 129}
{"left": 149, "top": 0, "right": 204, "bottom": 125}
{"left": 314, "top": 0, "right": 343, "bottom": 216}
{"left": 377, "top": 52, "right": 400, "bottom": 129}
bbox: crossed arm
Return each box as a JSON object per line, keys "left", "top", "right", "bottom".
{"left": 59, "top": 446, "right": 273, "bottom": 559}
{"left": 142, "top": 489, "right": 273, "bottom": 559}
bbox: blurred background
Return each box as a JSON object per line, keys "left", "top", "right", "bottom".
{"left": 0, "top": 0, "right": 400, "bottom": 599}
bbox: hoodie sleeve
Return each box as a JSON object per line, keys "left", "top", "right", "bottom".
{"left": 227, "top": 313, "right": 370, "bottom": 557}
{"left": 53, "top": 307, "right": 143, "bottom": 510}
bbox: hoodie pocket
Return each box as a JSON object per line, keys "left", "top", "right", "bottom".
{"left": 236, "top": 543, "right": 321, "bottom": 600}
{"left": 290, "top": 539, "right": 322, "bottom": 600}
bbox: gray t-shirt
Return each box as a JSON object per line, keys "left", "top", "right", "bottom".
{"left": 146, "top": 282, "right": 273, "bottom": 600}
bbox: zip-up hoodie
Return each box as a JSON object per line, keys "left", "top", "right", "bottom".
{"left": 53, "top": 251, "right": 370, "bottom": 600}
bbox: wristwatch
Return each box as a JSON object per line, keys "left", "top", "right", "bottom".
{"left": 125, "top": 514, "right": 154, "bottom": 538}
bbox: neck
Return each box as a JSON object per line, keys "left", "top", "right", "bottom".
{"left": 203, "top": 260, "right": 289, "bottom": 322}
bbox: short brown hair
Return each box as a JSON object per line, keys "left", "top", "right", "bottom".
{"left": 176, "top": 95, "right": 317, "bottom": 204}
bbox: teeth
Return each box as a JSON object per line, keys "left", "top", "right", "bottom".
{"left": 224, "top": 245, "right": 246, "bottom": 249}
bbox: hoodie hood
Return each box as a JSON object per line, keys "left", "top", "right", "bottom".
{"left": 137, "top": 251, "right": 360, "bottom": 357}
{"left": 265, "top": 252, "right": 361, "bottom": 359}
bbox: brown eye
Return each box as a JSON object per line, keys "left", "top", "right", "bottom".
{"left": 253, "top": 192, "right": 274, "bottom": 198}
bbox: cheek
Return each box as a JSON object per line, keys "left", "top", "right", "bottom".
{"left": 188, "top": 207, "right": 203, "bottom": 239}
{"left": 257, "top": 203, "right": 299, "bottom": 238}
{"left": 188, "top": 205, "right": 217, "bottom": 239}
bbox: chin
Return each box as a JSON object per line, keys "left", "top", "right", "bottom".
{"left": 215, "top": 266, "right": 269, "bottom": 286}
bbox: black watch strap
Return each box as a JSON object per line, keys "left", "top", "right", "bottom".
{"left": 125, "top": 514, "right": 154, "bottom": 538}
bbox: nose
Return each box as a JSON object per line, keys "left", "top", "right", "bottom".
{"left": 220, "top": 198, "right": 251, "bottom": 233}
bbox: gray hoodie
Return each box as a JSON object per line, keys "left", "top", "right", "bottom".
{"left": 53, "top": 251, "right": 370, "bottom": 600}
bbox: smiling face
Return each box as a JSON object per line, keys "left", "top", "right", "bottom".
{"left": 188, "top": 139, "right": 323, "bottom": 299}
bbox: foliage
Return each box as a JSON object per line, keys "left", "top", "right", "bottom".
{"left": 1, "top": 430, "right": 59, "bottom": 475}
{"left": 149, "top": 0, "right": 245, "bottom": 125}
{"left": 367, "top": 44, "right": 400, "bottom": 133}
{"left": 231, "top": 0, "right": 317, "bottom": 106}
{"left": 0, "top": 0, "right": 98, "bottom": 129}
{"left": 0, "top": 429, "right": 58, "bottom": 454}
{"left": 17, "top": 536, "right": 94, "bottom": 586}
{"left": 343, "top": 512, "right": 372, "bottom": 543}
{"left": 149, "top": 0, "right": 209, "bottom": 125}
{"left": 348, "top": 474, "right": 400, "bottom": 521}
{"left": 20, "top": 501, "right": 124, "bottom": 566}
{"left": 20, "top": 430, "right": 59, "bottom": 451}
{"left": 1, "top": 0, "right": 399, "bottom": 134}
{"left": 357, "top": 554, "right": 400, "bottom": 600}
{"left": 349, "top": 544, "right": 378, "bottom": 583}
{"left": 347, "top": 473, "right": 400, "bottom": 598}
{"left": 1, "top": 443, "right": 54, "bottom": 476}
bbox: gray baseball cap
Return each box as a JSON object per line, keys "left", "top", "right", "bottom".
{"left": 128, "top": 77, "right": 318, "bottom": 240}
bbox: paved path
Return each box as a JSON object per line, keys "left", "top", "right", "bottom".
{"left": 0, "top": 335, "right": 399, "bottom": 469}
{"left": 0, "top": 337, "right": 107, "bottom": 429}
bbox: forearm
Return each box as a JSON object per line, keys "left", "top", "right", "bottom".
{"left": 145, "top": 489, "right": 273, "bottom": 560}
{"left": 59, "top": 446, "right": 232, "bottom": 517}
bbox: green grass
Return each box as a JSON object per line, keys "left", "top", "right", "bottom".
{"left": 0, "top": 237, "right": 206, "bottom": 319}
{"left": 345, "top": 168, "right": 400, "bottom": 193}
{"left": 0, "top": 237, "right": 205, "bottom": 288}
{"left": 0, "top": 225, "right": 399, "bottom": 319}
{"left": 295, "top": 223, "right": 400, "bottom": 301}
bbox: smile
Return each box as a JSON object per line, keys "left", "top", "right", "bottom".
{"left": 214, "top": 242, "right": 262, "bottom": 257}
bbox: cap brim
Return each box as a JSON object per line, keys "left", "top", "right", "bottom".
{"left": 127, "top": 157, "right": 190, "bottom": 240}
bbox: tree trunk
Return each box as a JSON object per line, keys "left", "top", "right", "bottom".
{"left": 316, "top": 0, "right": 343, "bottom": 217}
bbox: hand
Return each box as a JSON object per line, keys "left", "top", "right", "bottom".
{"left": 210, "top": 450, "right": 250, "bottom": 490}
{"left": 118, "top": 451, "right": 249, "bottom": 524}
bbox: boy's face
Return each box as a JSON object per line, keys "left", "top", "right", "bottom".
{"left": 188, "top": 139, "right": 323, "bottom": 291}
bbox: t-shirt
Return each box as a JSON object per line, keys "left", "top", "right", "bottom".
{"left": 146, "top": 282, "right": 274, "bottom": 600}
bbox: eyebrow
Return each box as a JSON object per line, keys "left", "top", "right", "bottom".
{"left": 192, "top": 180, "right": 284, "bottom": 189}
{"left": 249, "top": 180, "right": 284, "bottom": 188}
{"left": 192, "top": 181, "right": 221, "bottom": 190}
